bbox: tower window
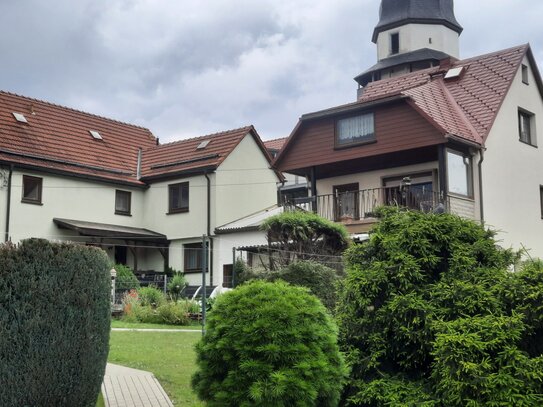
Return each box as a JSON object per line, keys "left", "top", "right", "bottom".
{"left": 390, "top": 33, "right": 399, "bottom": 55}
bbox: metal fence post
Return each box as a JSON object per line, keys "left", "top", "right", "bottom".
{"left": 201, "top": 234, "right": 207, "bottom": 336}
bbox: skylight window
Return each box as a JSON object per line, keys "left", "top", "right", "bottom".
{"left": 444, "top": 67, "right": 464, "bottom": 80}
{"left": 13, "top": 112, "right": 28, "bottom": 123}
{"left": 197, "top": 140, "right": 210, "bottom": 150}
{"left": 89, "top": 130, "right": 103, "bottom": 140}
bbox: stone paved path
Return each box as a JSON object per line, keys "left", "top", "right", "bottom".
{"left": 101, "top": 363, "right": 174, "bottom": 407}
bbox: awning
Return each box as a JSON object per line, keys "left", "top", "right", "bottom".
{"left": 53, "top": 218, "right": 168, "bottom": 243}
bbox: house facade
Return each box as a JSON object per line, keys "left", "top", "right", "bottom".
{"left": 274, "top": 0, "right": 543, "bottom": 259}
{"left": 0, "top": 91, "right": 282, "bottom": 286}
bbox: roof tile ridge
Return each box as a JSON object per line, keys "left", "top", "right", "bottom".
{"left": 434, "top": 78, "right": 484, "bottom": 145}
{"left": 152, "top": 125, "right": 254, "bottom": 149}
{"left": 0, "top": 90, "right": 155, "bottom": 134}
{"left": 264, "top": 136, "right": 288, "bottom": 143}
{"left": 454, "top": 43, "right": 529, "bottom": 65}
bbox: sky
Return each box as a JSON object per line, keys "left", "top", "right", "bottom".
{"left": 0, "top": 0, "right": 541, "bottom": 143}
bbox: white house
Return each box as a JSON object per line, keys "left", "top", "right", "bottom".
{"left": 274, "top": 0, "right": 543, "bottom": 259}
{"left": 0, "top": 91, "right": 282, "bottom": 286}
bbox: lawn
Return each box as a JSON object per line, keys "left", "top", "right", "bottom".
{"left": 108, "top": 329, "right": 204, "bottom": 406}
{"left": 111, "top": 319, "right": 201, "bottom": 330}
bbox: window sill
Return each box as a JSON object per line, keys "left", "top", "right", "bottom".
{"left": 115, "top": 211, "right": 132, "bottom": 217}
{"left": 447, "top": 192, "right": 474, "bottom": 201}
{"left": 184, "top": 269, "right": 204, "bottom": 274}
{"left": 334, "top": 138, "right": 376, "bottom": 150}
{"left": 519, "top": 139, "right": 538, "bottom": 148}
{"left": 21, "top": 199, "right": 43, "bottom": 206}
{"left": 167, "top": 208, "right": 189, "bottom": 215}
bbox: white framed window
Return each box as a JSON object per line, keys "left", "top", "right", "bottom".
{"left": 446, "top": 150, "right": 472, "bottom": 197}
{"left": 519, "top": 109, "right": 536, "bottom": 146}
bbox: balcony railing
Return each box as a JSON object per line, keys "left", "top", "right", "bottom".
{"left": 285, "top": 187, "right": 449, "bottom": 222}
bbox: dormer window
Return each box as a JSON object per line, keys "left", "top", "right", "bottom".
{"left": 390, "top": 33, "right": 399, "bottom": 55}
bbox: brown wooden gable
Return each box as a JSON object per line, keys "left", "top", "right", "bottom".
{"left": 276, "top": 100, "right": 446, "bottom": 173}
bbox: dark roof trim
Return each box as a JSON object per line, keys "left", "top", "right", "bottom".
{"left": 0, "top": 159, "right": 147, "bottom": 189}
{"left": 0, "top": 148, "right": 133, "bottom": 176}
{"left": 150, "top": 154, "right": 220, "bottom": 170}
{"left": 301, "top": 94, "right": 408, "bottom": 121}
{"left": 372, "top": 18, "right": 463, "bottom": 43}
{"left": 141, "top": 166, "right": 217, "bottom": 183}
{"left": 53, "top": 218, "right": 167, "bottom": 242}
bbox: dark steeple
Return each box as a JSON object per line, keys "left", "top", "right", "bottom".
{"left": 372, "top": 0, "right": 463, "bottom": 43}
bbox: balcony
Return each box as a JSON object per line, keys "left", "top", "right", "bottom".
{"left": 285, "top": 186, "right": 449, "bottom": 231}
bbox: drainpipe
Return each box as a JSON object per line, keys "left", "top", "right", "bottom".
{"left": 4, "top": 165, "right": 13, "bottom": 242}
{"left": 204, "top": 172, "right": 213, "bottom": 286}
{"left": 478, "top": 148, "right": 485, "bottom": 222}
{"left": 437, "top": 146, "right": 448, "bottom": 203}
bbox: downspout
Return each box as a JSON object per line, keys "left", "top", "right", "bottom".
{"left": 478, "top": 148, "right": 485, "bottom": 222}
{"left": 204, "top": 172, "right": 213, "bottom": 286}
{"left": 4, "top": 164, "right": 13, "bottom": 242}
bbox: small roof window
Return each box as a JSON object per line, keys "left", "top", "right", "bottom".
{"left": 13, "top": 112, "right": 28, "bottom": 123}
{"left": 444, "top": 66, "right": 464, "bottom": 80}
{"left": 89, "top": 130, "right": 103, "bottom": 140}
{"left": 196, "top": 140, "right": 211, "bottom": 150}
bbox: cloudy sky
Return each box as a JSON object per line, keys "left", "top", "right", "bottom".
{"left": 1, "top": 0, "right": 541, "bottom": 143}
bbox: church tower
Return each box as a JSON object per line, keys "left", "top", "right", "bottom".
{"left": 356, "top": 0, "right": 463, "bottom": 88}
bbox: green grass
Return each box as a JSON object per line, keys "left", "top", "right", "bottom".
{"left": 108, "top": 330, "right": 204, "bottom": 406}
{"left": 111, "top": 320, "right": 201, "bottom": 330}
{"left": 96, "top": 392, "right": 105, "bottom": 407}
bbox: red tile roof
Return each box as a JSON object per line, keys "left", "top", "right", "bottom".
{"left": 264, "top": 137, "right": 288, "bottom": 151}
{"left": 0, "top": 92, "right": 275, "bottom": 184}
{"left": 140, "top": 126, "right": 261, "bottom": 180}
{"left": 0, "top": 91, "right": 157, "bottom": 185}
{"left": 358, "top": 44, "right": 529, "bottom": 143}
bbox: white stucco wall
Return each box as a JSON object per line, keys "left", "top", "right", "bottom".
{"left": 482, "top": 55, "right": 543, "bottom": 258}
{"left": 143, "top": 173, "right": 211, "bottom": 239}
{"left": 376, "top": 24, "right": 460, "bottom": 61}
{"left": 317, "top": 162, "right": 439, "bottom": 196}
{"left": 8, "top": 170, "right": 146, "bottom": 243}
{"left": 215, "top": 134, "right": 280, "bottom": 227}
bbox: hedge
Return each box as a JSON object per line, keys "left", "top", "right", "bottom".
{"left": 0, "top": 239, "right": 111, "bottom": 407}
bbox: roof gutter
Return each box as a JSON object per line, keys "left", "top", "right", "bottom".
{"left": 444, "top": 133, "right": 483, "bottom": 149}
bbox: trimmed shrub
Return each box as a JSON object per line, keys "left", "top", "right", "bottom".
{"left": 137, "top": 285, "right": 165, "bottom": 307}
{"left": 268, "top": 261, "right": 339, "bottom": 310}
{"left": 115, "top": 263, "right": 140, "bottom": 290}
{"left": 192, "top": 280, "right": 347, "bottom": 406}
{"left": 0, "top": 239, "right": 111, "bottom": 407}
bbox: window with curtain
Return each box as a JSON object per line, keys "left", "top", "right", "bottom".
{"left": 336, "top": 113, "right": 375, "bottom": 147}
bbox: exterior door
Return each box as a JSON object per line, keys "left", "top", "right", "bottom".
{"left": 333, "top": 183, "right": 359, "bottom": 221}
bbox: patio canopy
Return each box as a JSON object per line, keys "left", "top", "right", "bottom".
{"left": 53, "top": 218, "right": 168, "bottom": 243}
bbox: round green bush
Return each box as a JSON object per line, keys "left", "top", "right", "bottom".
{"left": 192, "top": 280, "right": 347, "bottom": 406}
{"left": 270, "top": 261, "right": 339, "bottom": 310}
{"left": 0, "top": 239, "right": 111, "bottom": 407}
